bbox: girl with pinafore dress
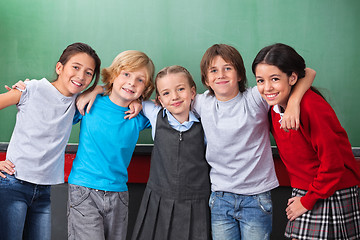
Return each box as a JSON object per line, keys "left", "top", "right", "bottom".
{"left": 131, "top": 65, "right": 211, "bottom": 240}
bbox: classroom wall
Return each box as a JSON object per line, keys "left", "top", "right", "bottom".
{"left": 1, "top": 0, "right": 359, "bottom": 147}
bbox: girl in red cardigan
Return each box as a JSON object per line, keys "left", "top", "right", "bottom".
{"left": 252, "top": 43, "right": 360, "bottom": 240}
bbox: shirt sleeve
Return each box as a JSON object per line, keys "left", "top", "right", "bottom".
{"left": 142, "top": 101, "right": 161, "bottom": 123}
{"left": 142, "top": 101, "right": 161, "bottom": 139}
{"left": 193, "top": 92, "right": 206, "bottom": 117}
{"left": 136, "top": 111, "right": 151, "bottom": 131}
{"left": 300, "top": 95, "right": 348, "bottom": 210}
{"left": 250, "top": 86, "right": 270, "bottom": 111}
{"left": 17, "top": 81, "right": 34, "bottom": 107}
{"left": 72, "top": 109, "right": 83, "bottom": 124}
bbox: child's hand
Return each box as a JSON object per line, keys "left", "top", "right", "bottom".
{"left": 4, "top": 79, "right": 29, "bottom": 91}
{"left": 125, "top": 100, "right": 142, "bottom": 119}
{"left": 0, "top": 160, "right": 15, "bottom": 178}
{"left": 281, "top": 101, "right": 300, "bottom": 132}
{"left": 286, "top": 196, "right": 308, "bottom": 221}
{"left": 76, "top": 86, "right": 103, "bottom": 115}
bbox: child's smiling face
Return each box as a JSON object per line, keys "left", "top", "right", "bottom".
{"left": 157, "top": 72, "right": 196, "bottom": 124}
{"left": 54, "top": 52, "right": 95, "bottom": 96}
{"left": 255, "top": 63, "right": 297, "bottom": 109}
{"left": 206, "top": 55, "right": 241, "bottom": 101}
{"left": 109, "top": 67, "right": 147, "bottom": 107}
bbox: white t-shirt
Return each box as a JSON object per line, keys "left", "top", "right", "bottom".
{"left": 6, "top": 78, "right": 76, "bottom": 185}
{"left": 193, "top": 86, "right": 279, "bottom": 195}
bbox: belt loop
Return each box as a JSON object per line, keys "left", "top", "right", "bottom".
{"left": 216, "top": 191, "right": 224, "bottom": 197}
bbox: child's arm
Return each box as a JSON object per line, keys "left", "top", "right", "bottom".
{"left": 282, "top": 68, "right": 316, "bottom": 131}
{"left": 0, "top": 89, "right": 22, "bottom": 110}
{"left": 76, "top": 85, "right": 144, "bottom": 119}
{"left": 0, "top": 89, "right": 21, "bottom": 177}
{"left": 0, "top": 160, "right": 15, "bottom": 178}
{"left": 125, "top": 100, "right": 143, "bottom": 119}
{"left": 4, "top": 80, "right": 27, "bottom": 91}
{"left": 76, "top": 85, "right": 104, "bottom": 115}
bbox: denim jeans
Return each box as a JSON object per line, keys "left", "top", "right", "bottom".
{"left": 0, "top": 173, "right": 51, "bottom": 240}
{"left": 209, "top": 191, "right": 272, "bottom": 240}
{"left": 67, "top": 184, "right": 129, "bottom": 240}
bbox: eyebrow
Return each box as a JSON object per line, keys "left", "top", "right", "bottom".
{"left": 159, "top": 88, "right": 169, "bottom": 93}
{"left": 209, "top": 63, "right": 232, "bottom": 69}
{"left": 270, "top": 74, "right": 281, "bottom": 77}
{"left": 256, "top": 73, "right": 280, "bottom": 79}
{"left": 138, "top": 74, "right": 146, "bottom": 79}
{"left": 125, "top": 70, "right": 146, "bottom": 79}
{"left": 72, "top": 62, "right": 94, "bottom": 72}
{"left": 175, "top": 82, "right": 186, "bottom": 87}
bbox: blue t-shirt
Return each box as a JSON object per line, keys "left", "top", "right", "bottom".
{"left": 68, "top": 95, "right": 150, "bottom": 192}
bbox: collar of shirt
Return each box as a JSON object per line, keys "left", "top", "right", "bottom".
{"left": 272, "top": 104, "right": 284, "bottom": 124}
{"left": 162, "top": 108, "right": 199, "bottom": 132}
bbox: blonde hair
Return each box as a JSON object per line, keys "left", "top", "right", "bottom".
{"left": 101, "top": 50, "right": 155, "bottom": 100}
{"left": 154, "top": 65, "right": 196, "bottom": 105}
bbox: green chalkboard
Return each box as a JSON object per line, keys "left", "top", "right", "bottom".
{"left": 1, "top": 0, "right": 359, "bottom": 147}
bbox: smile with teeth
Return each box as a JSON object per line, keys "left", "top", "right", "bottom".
{"left": 265, "top": 93, "right": 278, "bottom": 100}
{"left": 122, "top": 87, "right": 135, "bottom": 94}
{"left": 71, "top": 80, "right": 82, "bottom": 87}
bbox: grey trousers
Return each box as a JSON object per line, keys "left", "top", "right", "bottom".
{"left": 67, "top": 184, "right": 129, "bottom": 240}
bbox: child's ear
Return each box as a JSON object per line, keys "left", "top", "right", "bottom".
{"left": 190, "top": 86, "right": 196, "bottom": 100}
{"left": 158, "top": 96, "right": 164, "bottom": 107}
{"left": 289, "top": 72, "right": 298, "bottom": 86}
{"left": 204, "top": 78, "right": 210, "bottom": 87}
{"left": 55, "top": 62, "right": 63, "bottom": 75}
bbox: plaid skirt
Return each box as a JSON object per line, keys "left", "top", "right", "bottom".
{"left": 285, "top": 186, "right": 360, "bottom": 240}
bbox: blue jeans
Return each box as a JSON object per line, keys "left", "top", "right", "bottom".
{"left": 209, "top": 191, "right": 272, "bottom": 240}
{"left": 0, "top": 173, "right": 51, "bottom": 240}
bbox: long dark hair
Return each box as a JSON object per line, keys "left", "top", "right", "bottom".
{"left": 252, "top": 43, "right": 325, "bottom": 100}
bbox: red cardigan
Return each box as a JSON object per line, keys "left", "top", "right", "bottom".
{"left": 271, "top": 89, "right": 360, "bottom": 210}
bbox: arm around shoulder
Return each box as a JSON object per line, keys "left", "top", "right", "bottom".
{"left": 0, "top": 89, "right": 22, "bottom": 110}
{"left": 76, "top": 85, "right": 104, "bottom": 115}
{"left": 290, "top": 68, "right": 316, "bottom": 105}
{"left": 282, "top": 68, "right": 316, "bottom": 131}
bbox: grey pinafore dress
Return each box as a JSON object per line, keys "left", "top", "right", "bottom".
{"left": 131, "top": 110, "right": 211, "bottom": 240}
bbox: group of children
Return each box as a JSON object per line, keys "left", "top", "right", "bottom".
{"left": 0, "top": 41, "right": 359, "bottom": 240}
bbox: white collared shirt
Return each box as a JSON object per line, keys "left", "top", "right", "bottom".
{"left": 142, "top": 101, "right": 199, "bottom": 140}
{"left": 272, "top": 105, "right": 284, "bottom": 124}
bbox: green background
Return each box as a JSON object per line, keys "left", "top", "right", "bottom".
{"left": 1, "top": 0, "right": 359, "bottom": 147}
